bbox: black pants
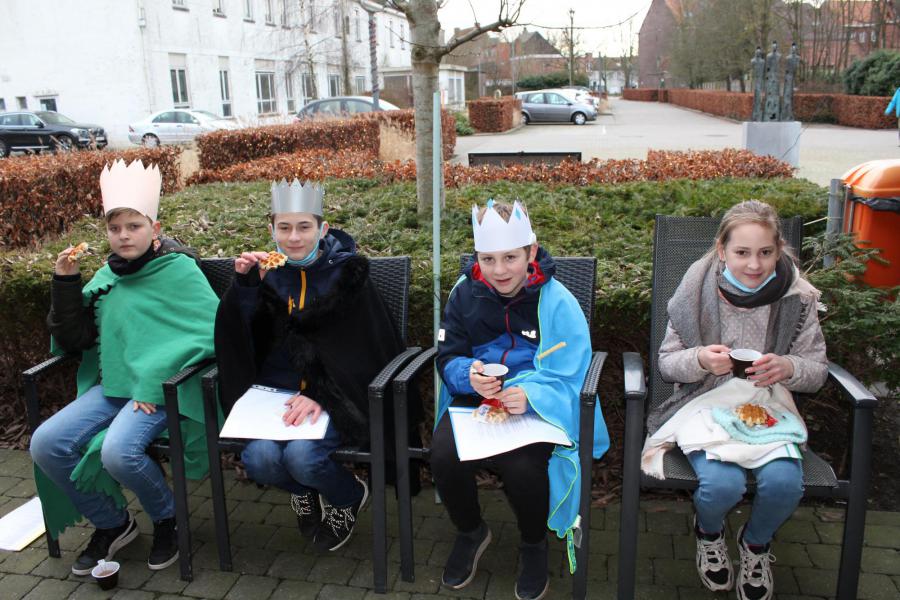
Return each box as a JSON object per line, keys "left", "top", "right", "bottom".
{"left": 430, "top": 410, "right": 554, "bottom": 544}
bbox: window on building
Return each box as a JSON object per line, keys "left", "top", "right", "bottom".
{"left": 172, "top": 0, "right": 186, "bottom": 7}
{"left": 213, "top": 0, "right": 225, "bottom": 15}
{"left": 301, "top": 72, "right": 315, "bottom": 104}
{"left": 281, "top": 0, "right": 288, "bottom": 25}
{"left": 285, "top": 72, "right": 296, "bottom": 113}
{"left": 244, "top": 0, "right": 253, "bottom": 20}
{"left": 355, "top": 9, "right": 361, "bottom": 41}
{"left": 333, "top": 7, "right": 341, "bottom": 37}
{"left": 39, "top": 98, "right": 58, "bottom": 112}
{"left": 17, "top": 96, "right": 27, "bottom": 109}
{"left": 355, "top": 76, "right": 366, "bottom": 95}
{"left": 256, "top": 71, "right": 277, "bottom": 113}
{"left": 328, "top": 74, "right": 341, "bottom": 97}
{"left": 219, "top": 60, "right": 232, "bottom": 117}
{"left": 389, "top": 19, "right": 394, "bottom": 47}
{"left": 0, "top": 99, "right": 5, "bottom": 111}
{"left": 307, "top": 0, "right": 315, "bottom": 29}
{"left": 400, "top": 22, "right": 405, "bottom": 49}
{"left": 870, "top": 30, "right": 876, "bottom": 42}
{"left": 169, "top": 54, "right": 190, "bottom": 107}
{"left": 265, "top": 0, "right": 274, "bottom": 23}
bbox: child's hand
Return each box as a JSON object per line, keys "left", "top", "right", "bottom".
{"left": 283, "top": 394, "right": 322, "bottom": 426}
{"left": 133, "top": 401, "right": 157, "bottom": 415}
{"left": 746, "top": 354, "right": 794, "bottom": 387}
{"left": 54, "top": 247, "right": 80, "bottom": 277}
{"left": 235, "top": 251, "right": 271, "bottom": 278}
{"left": 495, "top": 386, "right": 528, "bottom": 415}
{"left": 698, "top": 344, "right": 733, "bottom": 376}
{"left": 469, "top": 360, "right": 502, "bottom": 398}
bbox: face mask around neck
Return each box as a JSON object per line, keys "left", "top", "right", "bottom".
{"left": 722, "top": 265, "right": 777, "bottom": 294}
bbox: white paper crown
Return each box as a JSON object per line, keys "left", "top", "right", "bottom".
{"left": 100, "top": 159, "right": 161, "bottom": 221}
{"left": 271, "top": 179, "right": 324, "bottom": 216}
{"left": 471, "top": 200, "right": 536, "bottom": 252}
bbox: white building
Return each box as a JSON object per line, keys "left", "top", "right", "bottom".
{"left": 0, "top": 0, "right": 412, "bottom": 146}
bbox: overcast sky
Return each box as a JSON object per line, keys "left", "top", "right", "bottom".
{"left": 436, "top": 0, "right": 653, "bottom": 57}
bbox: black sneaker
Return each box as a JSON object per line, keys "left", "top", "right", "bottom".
{"left": 313, "top": 476, "right": 369, "bottom": 553}
{"left": 441, "top": 521, "right": 492, "bottom": 590}
{"left": 148, "top": 516, "right": 179, "bottom": 571}
{"left": 515, "top": 537, "right": 549, "bottom": 600}
{"left": 290, "top": 489, "right": 323, "bottom": 539}
{"left": 71, "top": 514, "right": 139, "bottom": 576}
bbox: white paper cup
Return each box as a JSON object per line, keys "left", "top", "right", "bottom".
{"left": 480, "top": 363, "right": 509, "bottom": 379}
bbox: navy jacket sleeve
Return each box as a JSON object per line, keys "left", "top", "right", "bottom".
{"left": 436, "top": 282, "right": 477, "bottom": 396}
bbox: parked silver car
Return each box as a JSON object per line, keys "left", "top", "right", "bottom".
{"left": 516, "top": 90, "right": 597, "bottom": 125}
{"left": 294, "top": 96, "right": 401, "bottom": 120}
{"left": 128, "top": 109, "right": 237, "bottom": 147}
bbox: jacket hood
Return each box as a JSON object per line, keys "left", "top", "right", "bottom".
{"left": 279, "top": 227, "right": 357, "bottom": 274}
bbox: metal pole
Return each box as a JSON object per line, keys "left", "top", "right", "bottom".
{"left": 825, "top": 178, "right": 844, "bottom": 268}
{"left": 432, "top": 90, "right": 442, "bottom": 397}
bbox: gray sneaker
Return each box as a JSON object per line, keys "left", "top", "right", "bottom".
{"left": 736, "top": 524, "right": 776, "bottom": 600}
{"left": 694, "top": 516, "right": 734, "bottom": 592}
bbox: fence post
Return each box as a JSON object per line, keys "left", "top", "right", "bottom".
{"left": 825, "top": 178, "right": 844, "bottom": 268}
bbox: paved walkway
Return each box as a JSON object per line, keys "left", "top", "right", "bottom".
{"left": 453, "top": 98, "right": 900, "bottom": 187}
{"left": 1, "top": 449, "right": 898, "bottom": 599}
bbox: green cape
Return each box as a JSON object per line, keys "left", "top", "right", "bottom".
{"left": 35, "top": 252, "right": 220, "bottom": 538}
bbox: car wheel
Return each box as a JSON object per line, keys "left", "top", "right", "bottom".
{"left": 522, "top": 112, "right": 530, "bottom": 125}
{"left": 142, "top": 134, "right": 160, "bottom": 148}
{"left": 54, "top": 135, "right": 76, "bottom": 152}
{"left": 0, "top": 139, "right": 8, "bottom": 158}
{"left": 572, "top": 112, "right": 587, "bottom": 125}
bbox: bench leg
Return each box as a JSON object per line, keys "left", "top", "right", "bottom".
{"left": 836, "top": 408, "right": 873, "bottom": 600}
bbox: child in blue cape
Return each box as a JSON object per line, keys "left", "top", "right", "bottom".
{"left": 432, "top": 200, "right": 609, "bottom": 600}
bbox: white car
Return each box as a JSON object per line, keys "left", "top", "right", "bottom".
{"left": 128, "top": 109, "right": 237, "bottom": 147}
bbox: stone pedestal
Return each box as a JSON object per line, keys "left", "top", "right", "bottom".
{"left": 742, "top": 121, "right": 801, "bottom": 167}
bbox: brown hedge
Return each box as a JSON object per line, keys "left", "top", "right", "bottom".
{"left": 196, "top": 118, "right": 379, "bottom": 171}
{"left": 467, "top": 97, "right": 522, "bottom": 133}
{"left": 0, "top": 147, "right": 183, "bottom": 249}
{"left": 627, "top": 89, "right": 894, "bottom": 128}
{"left": 189, "top": 147, "right": 792, "bottom": 188}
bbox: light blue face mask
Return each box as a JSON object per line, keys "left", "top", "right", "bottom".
{"left": 272, "top": 223, "right": 326, "bottom": 267}
{"left": 723, "top": 265, "right": 777, "bottom": 294}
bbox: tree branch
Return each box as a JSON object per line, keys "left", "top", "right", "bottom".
{"left": 442, "top": 19, "right": 510, "bottom": 55}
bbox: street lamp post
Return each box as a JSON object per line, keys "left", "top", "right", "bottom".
{"left": 568, "top": 8, "right": 575, "bottom": 86}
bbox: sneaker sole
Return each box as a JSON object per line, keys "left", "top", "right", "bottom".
{"left": 326, "top": 477, "right": 370, "bottom": 552}
{"left": 148, "top": 550, "right": 180, "bottom": 571}
{"left": 71, "top": 516, "right": 140, "bottom": 576}
{"left": 515, "top": 577, "right": 549, "bottom": 600}
{"left": 442, "top": 529, "right": 492, "bottom": 590}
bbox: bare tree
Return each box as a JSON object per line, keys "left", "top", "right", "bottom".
{"left": 388, "top": 0, "right": 524, "bottom": 217}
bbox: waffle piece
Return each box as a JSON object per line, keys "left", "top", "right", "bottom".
{"left": 735, "top": 403, "right": 770, "bottom": 427}
{"left": 66, "top": 242, "right": 89, "bottom": 263}
{"left": 473, "top": 404, "right": 510, "bottom": 424}
{"left": 259, "top": 251, "right": 288, "bottom": 271}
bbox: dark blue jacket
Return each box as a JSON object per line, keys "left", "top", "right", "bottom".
{"left": 436, "top": 247, "right": 556, "bottom": 401}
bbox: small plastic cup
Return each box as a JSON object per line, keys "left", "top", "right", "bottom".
{"left": 480, "top": 363, "right": 509, "bottom": 381}
{"left": 91, "top": 559, "right": 120, "bottom": 590}
{"left": 729, "top": 349, "right": 762, "bottom": 379}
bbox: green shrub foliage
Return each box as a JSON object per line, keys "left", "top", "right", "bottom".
{"left": 844, "top": 50, "right": 900, "bottom": 97}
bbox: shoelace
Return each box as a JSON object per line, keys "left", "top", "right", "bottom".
{"left": 740, "top": 547, "right": 776, "bottom": 588}
{"left": 698, "top": 536, "right": 730, "bottom": 572}
{"left": 291, "top": 493, "right": 317, "bottom": 517}
{"left": 322, "top": 506, "right": 355, "bottom": 536}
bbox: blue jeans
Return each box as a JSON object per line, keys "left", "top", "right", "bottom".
{"left": 241, "top": 421, "right": 361, "bottom": 507}
{"left": 688, "top": 451, "right": 803, "bottom": 546}
{"left": 30, "top": 385, "right": 174, "bottom": 528}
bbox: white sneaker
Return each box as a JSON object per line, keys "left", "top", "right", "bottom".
{"left": 736, "top": 524, "right": 776, "bottom": 600}
{"left": 694, "top": 516, "right": 734, "bottom": 592}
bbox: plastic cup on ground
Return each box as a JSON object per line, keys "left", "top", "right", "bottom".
{"left": 91, "top": 559, "right": 120, "bottom": 590}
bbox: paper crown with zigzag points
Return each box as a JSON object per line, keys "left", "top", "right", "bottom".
{"left": 471, "top": 200, "right": 536, "bottom": 252}
{"left": 100, "top": 159, "right": 161, "bottom": 221}
{"left": 270, "top": 179, "right": 324, "bottom": 216}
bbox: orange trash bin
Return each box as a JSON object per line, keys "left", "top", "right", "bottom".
{"left": 841, "top": 159, "right": 900, "bottom": 288}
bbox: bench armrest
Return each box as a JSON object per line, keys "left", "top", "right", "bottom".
{"left": 579, "top": 352, "right": 608, "bottom": 407}
{"left": 22, "top": 354, "right": 75, "bottom": 382}
{"left": 623, "top": 352, "right": 647, "bottom": 402}
{"left": 827, "top": 361, "right": 877, "bottom": 410}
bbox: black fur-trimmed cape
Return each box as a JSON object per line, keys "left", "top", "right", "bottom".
{"left": 214, "top": 255, "right": 404, "bottom": 446}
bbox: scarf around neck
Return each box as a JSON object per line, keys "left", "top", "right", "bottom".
{"left": 718, "top": 254, "right": 795, "bottom": 309}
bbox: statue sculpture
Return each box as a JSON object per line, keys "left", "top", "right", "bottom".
{"left": 764, "top": 42, "right": 781, "bottom": 121}
{"left": 780, "top": 43, "right": 799, "bottom": 121}
{"left": 751, "top": 46, "right": 765, "bottom": 122}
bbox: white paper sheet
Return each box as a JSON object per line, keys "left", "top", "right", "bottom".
{"left": 220, "top": 385, "right": 330, "bottom": 441}
{"left": 448, "top": 406, "right": 571, "bottom": 461}
{"left": 0, "top": 497, "right": 46, "bottom": 551}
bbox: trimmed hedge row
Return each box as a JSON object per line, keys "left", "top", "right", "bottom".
{"left": 626, "top": 89, "right": 895, "bottom": 128}
{"left": 466, "top": 97, "right": 522, "bottom": 132}
{"left": 188, "top": 148, "right": 793, "bottom": 188}
{"left": 0, "top": 147, "right": 183, "bottom": 249}
{"left": 196, "top": 119, "right": 379, "bottom": 171}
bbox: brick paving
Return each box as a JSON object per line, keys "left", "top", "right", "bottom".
{"left": 1, "top": 448, "right": 898, "bottom": 599}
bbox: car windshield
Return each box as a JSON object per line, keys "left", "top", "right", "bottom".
{"left": 36, "top": 111, "right": 76, "bottom": 125}
{"left": 192, "top": 110, "right": 223, "bottom": 120}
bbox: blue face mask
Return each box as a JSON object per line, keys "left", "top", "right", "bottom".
{"left": 272, "top": 223, "right": 325, "bottom": 267}
{"left": 723, "top": 265, "right": 777, "bottom": 294}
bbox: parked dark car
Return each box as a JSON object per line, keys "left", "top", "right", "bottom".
{"left": 294, "top": 96, "right": 401, "bottom": 121}
{"left": 0, "top": 111, "right": 107, "bottom": 157}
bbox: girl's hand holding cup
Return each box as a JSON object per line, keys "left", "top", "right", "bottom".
{"left": 698, "top": 344, "right": 733, "bottom": 376}
{"left": 745, "top": 353, "right": 794, "bottom": 387}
